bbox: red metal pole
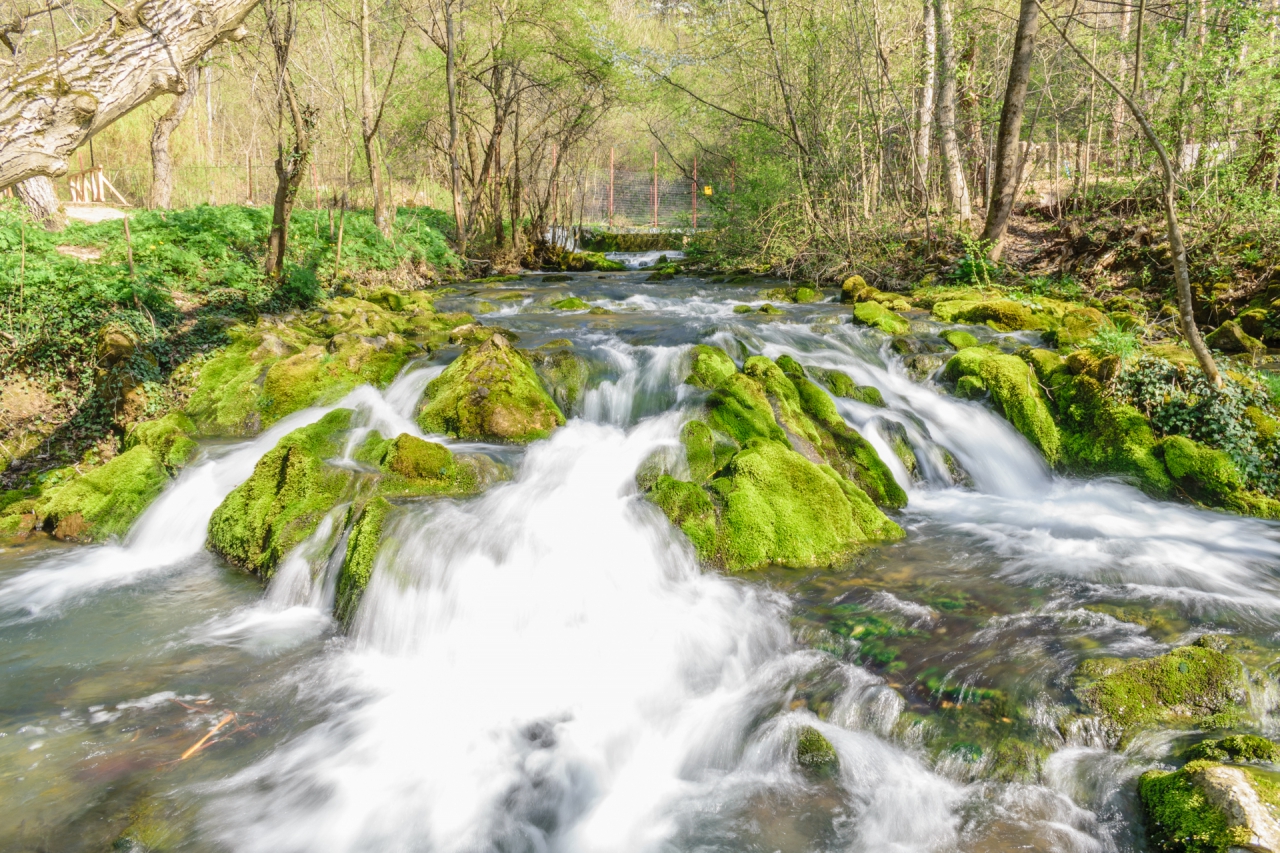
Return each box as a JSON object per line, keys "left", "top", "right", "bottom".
{"left": 692, "top": 153, "right": 697, "bottom": 230}
{"left": 609, "top": 147, "right": 614, "bottom": 228}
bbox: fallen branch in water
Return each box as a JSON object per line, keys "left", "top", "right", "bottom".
{"left": 180, "top": 712, "right": 235, "bottom": 760}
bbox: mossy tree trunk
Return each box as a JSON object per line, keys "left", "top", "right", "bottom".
{"left": 1035, "top": 0, "right": 1221, "bottom": 388}
{"left": 148, "top": 66, "right": 200, "bottom": 210}
{"left": 0, "top": 0, "right": 256, "bottom": 190}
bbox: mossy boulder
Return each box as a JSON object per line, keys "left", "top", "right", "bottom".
{"left": 1140, "top": 760, "right": 1280, "bottom": 853}
{"left": 34, "top": 445, "right": 170, "bottom": 542}
{"left": 953, "top": 299, "right": 1050, "bottom": 332}
{"left": 797, "top": 725, "right": 839, "bottom": 776}
{"left": 1159, "top": 436, "right": 1245, "bottom": 505}
{"left": 941, "top": 329, "right": 981, "bottom": 350}
{"left": 1205, "top": 320, "right": 1265, "bottom": 357}
{"left": 334, "top": 496, "right": 391, "bottom": 626}
{"left": 840, "top": 275, "right": 874, "bottom": 303}
{"left": 354, "top": 431, "right": 495, "bottom": 497}
{"left": 1073, "top": 640, "right": 1246, "bottom": 744}
{"left": 1048, "top": 306, "right": 1110, "bottom": 347}
{"left": 417, "top": 334, "right": 565, "bottom": 443}
{"left": 853, "top": 301, "right": 910, "bottom": 335}
{"left": 820, "top": 369, "right": 886, "bottom": 407}
{"left": 1187, "top": 735, "right": 1280, "bottom": 764}
{"left": 943, "top": 348, "right": 1061, "bottom": 463}
{"left": 207, "top": 409, "right": 356, "bottom": 576}
{"left": 528, "top": 348, "right": 592, "bottom": 417}
{"left": 125, "top": 412, "right": 199, "bottom": 470}
{"left": 549, "top": 296, "right": 590, "bottom": 311}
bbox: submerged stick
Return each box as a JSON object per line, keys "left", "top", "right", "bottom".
{"left": 180, "top": 712, "right": 235, "bottom": 760}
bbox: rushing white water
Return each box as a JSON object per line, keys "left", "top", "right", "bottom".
{"left": 605, "top": 249, "right": 687, "bottom": 269}
{"left": 0, "top": 369, "right": 437, "bottom": 621}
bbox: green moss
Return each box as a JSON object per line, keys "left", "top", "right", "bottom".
{"left": 1017, "top": 347, "right": 1066, "bottom": 384}
{"left": 417, "top": 334, "right": 564, "bottom": 443}
{"left": 1187, "top": 735, "right": 1280, "bottom": 764}
{"left": 1205, "top": 320, "right": 1265, "bottom": 356}
{"left": 680, "top": 420, "right": 719, "bottom": 483}
{"left": 354, "top": 431, "right": 488, "bottom": 497}
{"left": 795, "top": 286, "right": 819, "bottom": 303}
{"left": 550, "top": 296, "right": 591, "bottom": 310}
{"left": 941, "top": 329, "right": 981, "bottom": 350}
{"left": 183, "top": 336, "right": 270, "bottom": 436}
{"left": 207, "top": 409, "right": 355, "bottom": 576}
{"left": 1159, "top": 436, "right": 1245, "bottom": 505}
{"left": 1139, "top": 761, "right": 1251, "bottom": 853}
{"left": 35, "top": 446, "right": 169, "bottom": 542}
{"left": 957, "top": 299, "right": 1050, "bottom": 331}
{"left": 259, "top": 350, "right": 365, "bottom": 423}
{"left": 125, "top": 412, "right": 199, "bottom": 469}
{"left": 1051, "top": 373, "right": 1172, "bottom": 495}
{"left": 529, "top": 349, "right": 591, "bottom": 417}
{"left": 853, "top": 301, "right": 911, "bottom": 335}
{"left": 955, "top": 374, "right": 987, "bottom": 399}
{"left": 710, "top": 440, "right": 901, "bottom": 571}
{"left": 944, "top": 348, "right": 1061, "bottom": 463}
{"left": 796, "top": 726, "right": 839, "bottom": 776}
{"left": 334, "top": 497, "right": 391, "bottom": 626}
{"left": 1074, "top": 643, "right": 1245, "bottom": 742}
{"left": 648, "top": 475, "right": 718, "bottom": 561}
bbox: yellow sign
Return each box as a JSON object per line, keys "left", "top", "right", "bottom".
{"left": 703, "top": 185, "right": 713, "bottom": 196}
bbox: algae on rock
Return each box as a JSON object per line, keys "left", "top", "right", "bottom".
{"left": 417, "top": 334, "right": 565, "bottom": 443}
{"left": 943, "top": 348, "right": 1061, "bottom": 463}
{"left": 34, "top": 445, "right": 170, "bottom": 542}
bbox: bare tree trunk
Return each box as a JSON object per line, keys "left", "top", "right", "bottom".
{"left": 263, "top": 0, "right": 313, "bottom": 280}
{"left": 935, "top": 0, "right": 970, "bottom": 221}
{"left": 914, "top": 0, "right": 938, "bottom": 203}
{"left": 16, "top": 176, "right": 66, "bottom": 230}
{"left": 1036, "top": 0, "right": 1220, "bottom": 387}
{"left": 1112, "top": 1, "right": 1132, "bottom": 145}
{"left": 445, "top": 0, "right": 466, "bottom": 255}
{"left": 0, "top": 0, "right": 255, "bottom": 189}
{"left": 981, "top": 0, "right": 1039, "bottom": 261}
{"left": 149, "top": 66, "right": 200, "bottom": 209}
{"left": 359, "top": 0, "right": 390, "bottom": 236}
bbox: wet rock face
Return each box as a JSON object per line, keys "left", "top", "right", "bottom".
{"left": 417, "top": 334, "right": 565, "bottom": 443}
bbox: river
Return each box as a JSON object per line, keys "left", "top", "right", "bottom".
{"left": 2, "top": 268, "right": 1278, "bottom": 851}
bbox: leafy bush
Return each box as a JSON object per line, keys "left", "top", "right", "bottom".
{"left": 951, "top": 234, "right": 998, "bottom": 286}
{"left": 1117, "top": 355, "right": 1277, "bottom": 492}
{"left": 1085, "top": 326, "right": 1142, "bottom": 369}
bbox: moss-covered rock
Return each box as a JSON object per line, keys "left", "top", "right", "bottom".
{"left": 840, "top": 274, "right": 874, "bottom": 303}
{"left": 528, "top": 349, "right": 592, "bottom": 418}
{"left": 797, "top": 725, "right": 839, "bottom": 776}
{"left": 334, "top": 497, "right": 391, "bottom": 626}
{"left": 1158, "top": 436, "right": 1245, "bottom": 506}
{"left": 355, "top": 431, "right": 494, "bottom": 497}
{"left": 549, "top": 296, "right": 590, "bottom": 311}
{"left": 648, "top": 475, "right": 719, "bottom": 561}
{"left": 853, "top": 301, "right": 911, "bottom": 335}
{"left": 417, "top": 334, "right": 565, "bottom": 443}
{"left": 207, "top": 410, "right": 355, "bottom": 576}
{"left": 1187, "top": 734, "right": 1280, "bottom": 764}
{"left": 941, "top": 329, "right": 981, "bottom": 350}
{"left": 1205, "top": 320, "right": 1265, "bottom": 357}
{"left": 954, "top": 299, "right": 1050, "bottom": 332}
{"left": 35, "top": 445, "right": 170, "bottom": 542}
{"left": 1140, "top": 760, "right": 1280, "bottom": 853}
{"left": 943, "top": 348, "right": 1061, "bottom": 463}
{"left": 1074, "top": 641, "right": 1246, "bottom": 744}
{"left": 125, "top": 412, "right": 199, "bottom": 470}
{"left": 820, "top": 369, "right": 886, "bottom": 407}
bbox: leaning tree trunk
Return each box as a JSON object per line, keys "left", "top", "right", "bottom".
{"left": 1035, "top": 0, "right": 1220, "bottom": 388}
{"left": 935, "top": 0, "right": 971, "bottom": 222}
{"left": 0, "top": 0, "right": 256, "bottom": 190}
{"left": 15, "top": 176, "right": 67, "bottom": 230}
{"left": 981, "top": 0, "right": 1039, "bottom": 261}
{"left": 149, "top": 66, "right": 201, "bottom": 209}
{"left": 914, "top": 0, "right": 938, "bottom": 204}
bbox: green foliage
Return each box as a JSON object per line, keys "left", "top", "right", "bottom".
{"left": 1085, "top": 326, "right": 1142, "bottom": 369}
{"left": 1117, "top": 356, "right": 1277, "bottom": 492}
{"left": 952, "top": 234, "right": 998, "bottom": 287}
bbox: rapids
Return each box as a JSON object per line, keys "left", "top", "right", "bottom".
{"left": 2, "top": 268, "right": 1278, "bottom": 852}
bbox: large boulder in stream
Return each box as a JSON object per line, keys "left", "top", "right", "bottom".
{"left": 1072, "top": 638, "right": 1246, "bottom": 746}
{"left": 417, "top": 334, "right": 565, "bottom": 443}
{"left": 642, "top": 345, "right": 903, "bottom": 572}
{"left": 1140, "top": 759, "right": 1280, "bottom": 853}
{"left": 27, "top": 446, "right": 170, "bottom": 543}
{"left": 942, "top": 347, "right": 1061, "bottom": 464}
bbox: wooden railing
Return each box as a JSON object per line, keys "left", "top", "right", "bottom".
{"left": 68, "top": 166, "right": 128, "bottom": 205}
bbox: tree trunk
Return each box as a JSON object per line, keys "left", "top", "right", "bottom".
{"left": 0, "top": 0, "right": 255, "bottom": 189}
{"left": 149, "top": 66, "right": 200, "bottom": 209}
{"left": 914, "top": 0, "right": 938, "bottom": 203}
{"left": 359, "top": 0, "right": 390, "bottom": 236}
{"left": 263, "top": 0, "right": 312, "bottom": 280}
{"left": 1112, "top": 1, "right": 1132, "bottom": 144}
{"left": 445, "top": 1, "right": 466, "bottom": 255}
{"left": 935, "top": 0, "right": 971, "bottom": 221}
{"left": 1035, "top": 0, "right": 1220, "bottom": 387}
{"left": 16, "top": 176, "right": 66, "bottom": 230}
{"left": 981, "top": 0, "right": 1039, "bottom": 261}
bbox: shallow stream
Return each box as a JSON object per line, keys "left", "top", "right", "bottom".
{"left": 2, "top": 268, "right": 1279, "bottom": 851}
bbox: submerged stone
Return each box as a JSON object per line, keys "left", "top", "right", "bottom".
{"left": 796, "top": 725, "right": 839, "bottom": 776}
{"left": 417, "top": 334, "right": 565, "bottom": 443}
